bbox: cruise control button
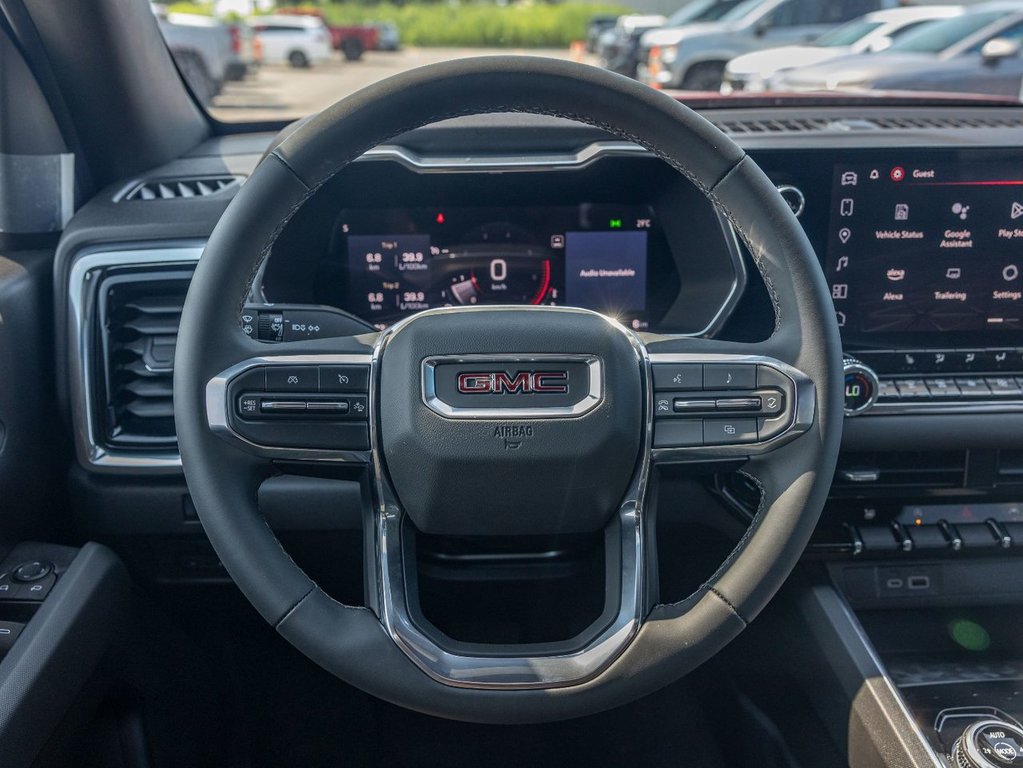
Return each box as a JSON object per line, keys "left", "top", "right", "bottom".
{"left": 653, "top": 420, "right": 703, "bottom": 448}
{"left": 238, "top": 395, "right": 260, "bottom": 418}
{"left": 305, "top": 401, "right": 350, "bottom": 414}
{"left": 986, "top": 376, "right": 1022, "bottom": 396}
{"left": 319, "top": 365, "right": 370, "bottom": 393}
{"left": 704, "top": 418, "right": 757, "bottom": 445}
{"left": 652, "top": 364, "right": 702, "bottom": 391}
{"left": 346, "top": 395, "right": 368, "bottom": 417}
{"left": 266, "top": 366, "right": 318, "bottom": 391}
{"left": 703, "top": 364, "right": 755, "bottom": 390}
{"left": 260, "top": 400, "right": 306, "bottom": 413}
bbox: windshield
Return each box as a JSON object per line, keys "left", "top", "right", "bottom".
{"left": 666, "top": 0, "right": 745, "bottom": 25}
{"left": 718, "top": 0, "right": 769, "bottom": 24}
{"left": 814, "top": 19, "right": 883, "bottom": 48}
{"left": 155, "top": 1, "right": 1020, "bottom": 123}
{"left": 887, "top": 11, "right": 1005, "bottom": 54}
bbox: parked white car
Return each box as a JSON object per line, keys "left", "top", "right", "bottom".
{"left": 249, "top": 15, "right": 332, "bottom": 68}
{"left": 721, "top": 5, "right": 964, "bottom": 93}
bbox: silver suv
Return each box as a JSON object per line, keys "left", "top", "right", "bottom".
{"left": 639, "top": 0, "right": 888, "bottom": 90}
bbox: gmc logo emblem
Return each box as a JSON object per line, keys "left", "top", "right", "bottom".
{"left": 456, "top": 371, "right": 569, "bottom": 395}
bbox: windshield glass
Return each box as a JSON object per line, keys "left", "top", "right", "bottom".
{"left": 814, "top": 19, "right": 883, "bottom": 47}
{"left": 887, "top": 11, "right": 1004, "bottom": 54}
{"left": 667, "top": 0, "right": 744, "bottom": 25}
{"left": 155, "top": 1, "right": 1020, "bottom": 123}
{"left": 717, "top": 0, "right": 768, "bottom": 23}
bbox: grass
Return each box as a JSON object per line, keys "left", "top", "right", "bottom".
{"left": 163, "top": 1, "right": 628, "bottom": 48}
{"left": 320, "top": 2, "right": 629, "bottom": 48}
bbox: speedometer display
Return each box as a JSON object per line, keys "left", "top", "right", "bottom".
{"left": 340, "top": 205, "right": 656, "bottom": 330}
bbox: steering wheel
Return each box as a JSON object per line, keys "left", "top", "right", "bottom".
{"left": 174, "top": 57, "right": 842, "bottom": 724}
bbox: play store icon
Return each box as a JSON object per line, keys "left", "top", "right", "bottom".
{"left": 1012, "top": 201, "right": 1023, "bottom": 220}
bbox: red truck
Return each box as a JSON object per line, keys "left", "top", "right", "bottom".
{"left": 275, "top": 8, "right": 379, "bottom": 61}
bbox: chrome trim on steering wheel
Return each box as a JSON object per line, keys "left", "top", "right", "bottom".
{"left": 422, "top": 354, "right": 603, "bottom": 419}
{"left": 369, "top": 306, "right": 651, "bottom": 689}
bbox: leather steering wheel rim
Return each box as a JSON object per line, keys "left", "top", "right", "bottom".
{"left": 174, "top": 56, "right": 843, "bottom": 724}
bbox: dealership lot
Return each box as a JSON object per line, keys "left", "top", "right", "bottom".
{"left": 212, "top": 47, "right": 592, "bottom": 121}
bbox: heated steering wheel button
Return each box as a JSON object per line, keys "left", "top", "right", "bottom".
{"left": 704, "top": 419, "right": 758, "bottom": 445}
{"left": 704, "top": 364, "right": 756, "bottom": 390}
{"left": 266, "top": 366, "right": 317, "bottom": 391}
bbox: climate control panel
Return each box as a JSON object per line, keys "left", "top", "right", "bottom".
{"left": 842, "top": 349, "right": 1023, "bottom": 415}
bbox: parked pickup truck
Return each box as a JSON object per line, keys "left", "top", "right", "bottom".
{"left": 154, "top": 8, "right": 257, "bottom": 105}
{"left": 276, "top": 8, "right": 380, "bottom": 61}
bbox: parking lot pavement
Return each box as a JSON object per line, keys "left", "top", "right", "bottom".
{"left": 211, "top": 47, "right": 596, "bottom": 123}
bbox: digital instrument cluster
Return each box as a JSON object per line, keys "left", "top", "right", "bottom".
{"left": 339, "top": 205, "right": 658, "bottom": 330}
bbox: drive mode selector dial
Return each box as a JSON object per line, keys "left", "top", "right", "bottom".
{"left": 953, "top": 720, "right": 1023, "bottom": 767}
{"left": 843, "top": 357, "right": 879, "bottom": 416}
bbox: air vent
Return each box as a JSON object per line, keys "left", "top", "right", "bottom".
{"left": 711, "top": 115, "right": 1023, "bottom": 136}
{"left": 121, "top": 175, "right": 241, "bottom": 201}
{"left": 833, "top": 450, "right": 967, "bottom": 491}
{"left": 97, "top": 270, "right": 192, "bottom": 448}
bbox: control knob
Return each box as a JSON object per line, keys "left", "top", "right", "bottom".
{"left": 952, "top": 720, "right": 1023, "bottom": 767}
{"left": 843, "top": 357, "right": 879, "bottom": 416}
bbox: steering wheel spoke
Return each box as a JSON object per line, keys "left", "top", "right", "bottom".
{"left": 205, "top": 342, "right": 376, "bottom": 463}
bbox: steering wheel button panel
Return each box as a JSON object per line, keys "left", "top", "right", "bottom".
{"left": 211, "top": 356, "right": 375, "bottom": 459}
{"left": 649, "top": 356, "right": 811, "bottom": 453}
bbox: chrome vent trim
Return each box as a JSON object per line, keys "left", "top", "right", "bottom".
{"left": 68, "top": 245, "right": 204, "bottom": 473}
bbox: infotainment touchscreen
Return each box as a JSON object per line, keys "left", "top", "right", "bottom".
{"left": 826, "top": 162, "right": 1023, "bottom": 345}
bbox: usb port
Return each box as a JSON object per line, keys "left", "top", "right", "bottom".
{"left": 907, "top": 575, "right": 930, "bottom": 590}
